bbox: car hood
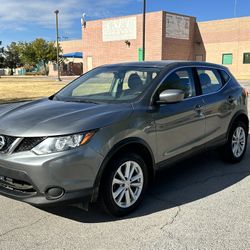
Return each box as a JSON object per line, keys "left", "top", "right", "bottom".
{"left": 0, "top": 99, "right": 133, "bottom": 137}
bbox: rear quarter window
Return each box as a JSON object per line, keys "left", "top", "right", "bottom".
{"left": 220, "top": 70, "right": 231, "bottom": 83}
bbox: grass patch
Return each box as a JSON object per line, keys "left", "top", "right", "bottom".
{"left": 0, "top": 77, "right": 68, "bottom": 103}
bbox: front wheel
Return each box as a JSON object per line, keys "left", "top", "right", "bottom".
{"left": 220, "top": 121, "right": 248, "bottom": 163}
{"left": 101, "top": 153, "right": 148, "bottom": 217}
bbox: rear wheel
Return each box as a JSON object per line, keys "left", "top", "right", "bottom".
{"left": 220, "top": 121, "right": 248, "bottom": 163}
{"left": 101, "top": 153, "right": 148, "bottom": 217}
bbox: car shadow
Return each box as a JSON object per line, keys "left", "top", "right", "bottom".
{"left": 42, "top": 138, "right": 250, "bottom": 223}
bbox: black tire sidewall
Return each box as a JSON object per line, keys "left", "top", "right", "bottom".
{"left": 101, "top": 153, "right": 148, "bottom": 217}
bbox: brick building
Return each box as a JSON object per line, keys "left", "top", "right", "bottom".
{"left": 82, "top": 11, "right": 199, "bottom": 72}
{"left": 49, "top": 39, "right": 83, "bottom": 76}
{"left": 60, "top": 40, "right": 83, "bottom": 54}
{"left": 198, "top": 17, "right": 250, "bottom": 79}
{"left": 60, "top": 11, "right": 250, "bottom": 79}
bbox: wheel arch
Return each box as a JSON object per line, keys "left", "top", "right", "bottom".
{"left": 91, "top": 137, "right": 156, "bottom": 202}
{"left": 227, "top": 111, "right": 249, "bottom": 139}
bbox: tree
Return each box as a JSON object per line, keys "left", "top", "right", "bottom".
{"left": 1, "top": 39, "right": 61, "bottom": 76}
{"left": 20, "top": 38, "right": 59, "bottom": 75}
{"left": 33, "top": 38, "right": 58, "bottom": 75}
{"left": 0, "top": 52, "right": 4, "bottom": 69}
{"left": 19, "top": 42, "right": 37, "bottom": 69}
{"left": 0, "top": 41, "right": 4, "bottom": 69}
{"left": 0, "top": 50, "right": 3, "bottom": 78}
{"left": 3, "top": 42, "right": 22, "bottom": 75}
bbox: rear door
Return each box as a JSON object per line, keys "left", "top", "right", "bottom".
{"left": 195, "top": 67, "right": 234, "bottom": 144}
{"left": 153, "top": 67, "right": 206, "bottom": 163}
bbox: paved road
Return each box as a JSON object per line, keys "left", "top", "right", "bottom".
{"left": 0, "top": 150, "right": 249, "bottom": 250}
{"left": 0, "top": 81, "right": 250, "bottom": 250}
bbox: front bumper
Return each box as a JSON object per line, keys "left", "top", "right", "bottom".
{"left": 0, "top": 145, "right": 104, "bottom": 206}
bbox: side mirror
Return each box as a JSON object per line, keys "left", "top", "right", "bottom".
{"left": 157, "top": 89, "right": 185, "bottom": 104}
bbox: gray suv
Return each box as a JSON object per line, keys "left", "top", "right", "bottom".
{"left": 0, "top": 61, "right": 248, "bottom": 216}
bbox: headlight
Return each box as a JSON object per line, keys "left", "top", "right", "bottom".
{"left": 32, "top": 131, "right": 96, "bottom": 155}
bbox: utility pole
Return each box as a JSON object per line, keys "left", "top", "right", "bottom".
{"left": 54, "top": 10, "right": 61, "bottom": 81}
{"left": 142, "top": 0, "right": 146, "bottom": 61}
{"left": 0, "top": 41, "right": 3, "bottom": 78}
{"left": 234, "top": 0, "right": 238, "bottom": 17}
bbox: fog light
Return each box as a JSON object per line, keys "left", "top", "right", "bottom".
{"left": 45, "top": 187, "right": 64, "bottom": 200}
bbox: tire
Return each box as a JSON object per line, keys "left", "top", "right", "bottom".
{"left": 100, "top": 153, "right": 148, "bottom": 217}
{"left": 220, "top": 121, "right": 248, "bottom": 163}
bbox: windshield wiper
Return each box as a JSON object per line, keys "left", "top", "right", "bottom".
{"left": 69, "top": 99, "right": 100, "bottom": 104}
{"left": 52, "top": 95, "right": 101, "bottom": 104}
{"left": 52, "top": 95, "right": 61, "bottom": 101}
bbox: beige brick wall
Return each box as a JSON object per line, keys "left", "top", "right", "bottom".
{"left": 60, "top": 40, "right": 84, "bottom": 64}
{"left": 60, "top": 40, "right": 83, "bottom": 54}
{"left": 198, "top": 17, "right": 250, "bottom": 79}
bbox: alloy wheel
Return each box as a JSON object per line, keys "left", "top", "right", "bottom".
{"left": 231, "top": 126, "right": 246, "bottom": 158}
{"left": 111, "top": 161, "right": 144, "bottom": 208}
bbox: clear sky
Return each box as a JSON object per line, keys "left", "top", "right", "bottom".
{"left": 0, "top": 0, "right": 250, "bottom": 47}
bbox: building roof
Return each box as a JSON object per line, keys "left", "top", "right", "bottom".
{"left": 99, "top": 60, "right": 227, "bottom": 69}
{"left": 198, "top": 15, "right": 250, "bottom": 24}
{"left": 100, "top": 60, "right": 181, "bottom": 68}
{"left": 85, "top": 10, "right": 195, "bottom": 23}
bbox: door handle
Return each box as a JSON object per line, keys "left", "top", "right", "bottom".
{"left": 227, "top": 96, "right": 235, "bottom": 104}
{"left": 194, "top": 104, "right": 202, "bottom": 112}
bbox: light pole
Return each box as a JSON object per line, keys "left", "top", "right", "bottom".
{"left": 234, "top": 0, "right": 238, "bottom": 17}
{"left": 54, "top": 10, "right": 61, "bottom": 81}
{"left": 142, "top": 0, "right": 146, "bottom": 61}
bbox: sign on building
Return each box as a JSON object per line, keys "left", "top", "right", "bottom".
{"left": 102, "top": 17, "right": 137, "bottom": 42}
{"left": 166, "top": 14, "right": 190, "bottom": 40}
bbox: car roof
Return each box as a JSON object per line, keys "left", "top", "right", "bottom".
{"left": 100, "top": 60, "right": 228, "bottom": 70}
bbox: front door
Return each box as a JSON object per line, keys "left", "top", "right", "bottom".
{"left": 153, "top": 68, "right": 206, "bottom": 163}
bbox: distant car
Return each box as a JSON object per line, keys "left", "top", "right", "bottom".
{"left": 0, "top": 61, "right": 248, "bottom": 216}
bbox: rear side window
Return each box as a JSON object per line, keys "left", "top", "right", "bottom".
{"left": 197, "top": 68, "right": 223, "bottom": 94}
{"left": 159, "top": 68, "right": 196, "bottom": 99}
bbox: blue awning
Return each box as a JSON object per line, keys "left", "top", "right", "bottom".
{"left": 62, "top": 52, "right": 83, "bottom": 58}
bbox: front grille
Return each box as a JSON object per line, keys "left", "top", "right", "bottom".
{"left": 0, "top": 135, "right": 46, "bottom": 153}
{"left": 14, "top": 137, "right": 46, "bottom": 153}
{"left": 0, "top": 175, "right": 36, "bottom": 195}
{"left": 0, "top": 135, "right": 17, "bottom": 152}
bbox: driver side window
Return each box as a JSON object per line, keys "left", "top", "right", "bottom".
{"left": 158, "top": 68, "right": 196, "bottom": 99}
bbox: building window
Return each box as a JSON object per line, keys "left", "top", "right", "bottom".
{"left": 243, "top": 53, "right": 250, "bottom": 64}
{"left": 222, "top": 53, "right": 233, "bottom": 65}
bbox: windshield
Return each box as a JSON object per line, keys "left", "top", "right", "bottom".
{"left": 54, "top": 66, "right": 161, "bottom": 103}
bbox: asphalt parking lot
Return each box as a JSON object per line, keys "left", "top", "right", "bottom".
{"left": 0, "top": 82, "right": 250, "bottom": 250}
